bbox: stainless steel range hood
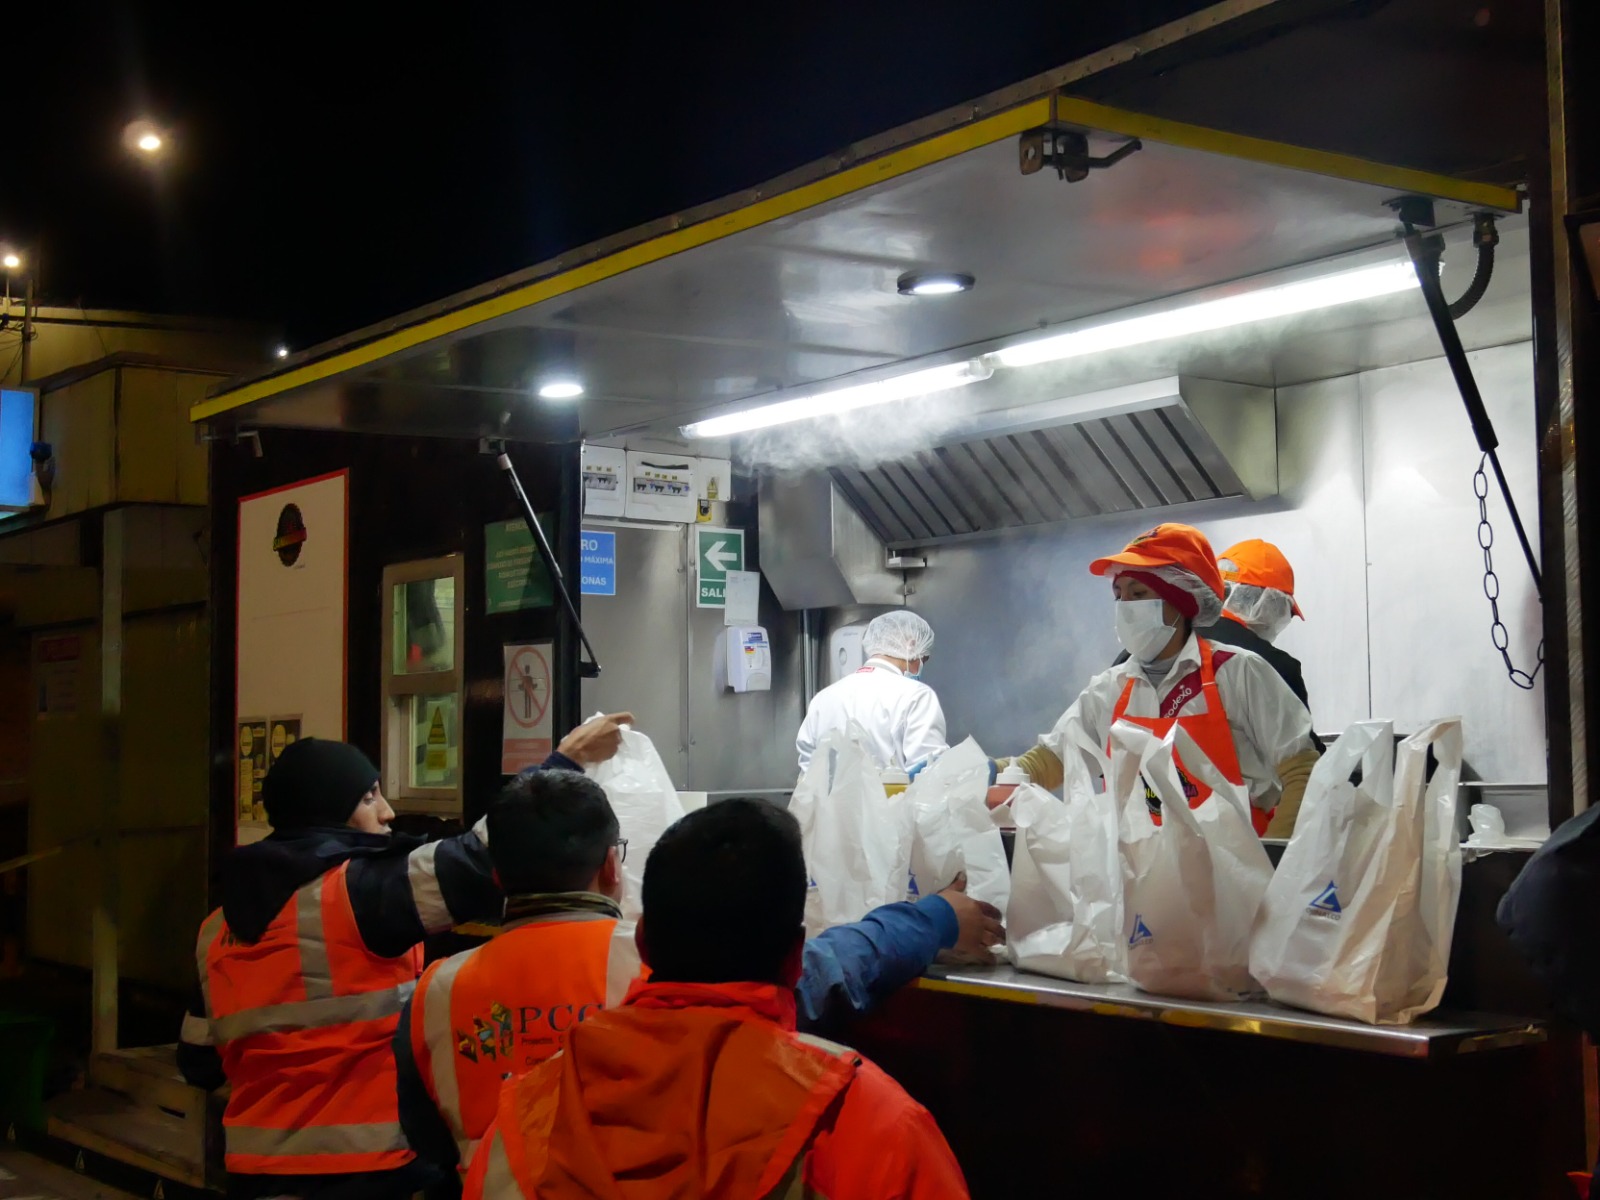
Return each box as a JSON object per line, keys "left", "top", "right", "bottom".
{"left": 757, "top": 376, "right": 1277, "bottom": 610}
{"left": 827, "top": 377, "right": 1276, "bottom": 550}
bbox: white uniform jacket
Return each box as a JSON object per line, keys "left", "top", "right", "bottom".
{"left": 796, "top": 658, "right": 949, "bottom": 773}
{"left": 1045, "top": 633, "right": 1314, "bottom": 812}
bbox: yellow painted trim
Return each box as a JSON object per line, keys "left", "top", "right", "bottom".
{"left": 913, "top": 976, "right": 1040, "bottom": 1005}
{"left": 1049, "top": 97, "right": 1521, "bottom": 214}
{"left": 191, "top": 98, "right": 1056, "bottom": 422}
{"left": 195, "top": 94, "right": 1518, "bottom": 424}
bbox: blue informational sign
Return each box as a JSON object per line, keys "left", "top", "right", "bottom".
{"left": 580, "top": 530, "right": 617, "bottom": 596}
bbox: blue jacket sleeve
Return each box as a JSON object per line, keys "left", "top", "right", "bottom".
{"left": 796, "top": 894, "right": 959, "bottom": 1040}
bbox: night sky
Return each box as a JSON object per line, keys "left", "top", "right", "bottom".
{"left": 5, "top": 3, "right": 1222, "bottom": 348}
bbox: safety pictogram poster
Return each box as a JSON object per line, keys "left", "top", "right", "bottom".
{"left": 501, "top": 642, "right": 554, "bottom": 774}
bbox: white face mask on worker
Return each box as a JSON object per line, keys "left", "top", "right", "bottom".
{"left": 1115, "top": 598, "right": 1176, "bottom": 662}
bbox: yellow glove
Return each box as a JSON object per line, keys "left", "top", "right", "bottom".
{"left": 1264, "top": 748, "right": 1320, "bottom": 838}
{"left": 1011, "top": 745, "right": 1065, "bottom": 792}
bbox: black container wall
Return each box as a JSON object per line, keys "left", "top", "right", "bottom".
{"left": 205, "top": 430, "right": 578, "bottom": 906}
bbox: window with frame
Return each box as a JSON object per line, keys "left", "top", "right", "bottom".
{"left": 380, "top": 556, "right": 465, "bottom": 814}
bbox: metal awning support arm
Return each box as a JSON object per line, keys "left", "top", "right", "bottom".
{"left": 497, "top": 452, "right": 602, "bottom": 677}
{"left": 1402, "top": 226, "right": 1544, "bottom": 601}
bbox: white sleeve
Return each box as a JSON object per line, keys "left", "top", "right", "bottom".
{"left": 901, "top": 688, "right": 949, "bottom": 768}
{"left": 1044, "top": 674, "right": 1114, "bottom": 782}
{"left": 1230, "top": 653, "right": 1315, "bottom": 787}
{"left": 796, "top": 702, "right": 819, "bottom": 773}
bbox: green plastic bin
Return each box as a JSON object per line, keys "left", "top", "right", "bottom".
{"left": 0, "top": 1010, "right": 55, "bottom": 1132}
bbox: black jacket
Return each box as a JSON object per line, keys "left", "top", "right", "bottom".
{"left": 1497, "top": 804, "right": 1600, "bottom": 1039}
{"left": 179, "top": 753, "right": 580, "bottom": 1200}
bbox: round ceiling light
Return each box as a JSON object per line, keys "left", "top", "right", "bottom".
{"left": 897, "top": 271, "right": 975, "bottom": 297}
{"left": 538, "top": 380, "right": 585, "bottom": 400}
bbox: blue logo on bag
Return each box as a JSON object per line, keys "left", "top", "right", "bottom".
{"left": 907, "top": 872, "right": 920, "bottom": 898}
{"left": 1309, "top": 881, "right": 1343, "bottom": 920}
{"left": 1129, "top": 915, "right": 1153, "bottom": 946}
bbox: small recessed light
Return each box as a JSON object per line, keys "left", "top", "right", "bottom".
{"left": 897, "top": 271, "right": 975, "bottom": 297}
{"left": 275, "top": 345, "right": 289, "bottom": 359}
{"left": 538, "top": 380, "right": 584, "bottom": 400}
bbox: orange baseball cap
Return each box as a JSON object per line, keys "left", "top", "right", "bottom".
{"left": 1089, "top": 523, "right": 1225, "bottom": 599}
{"left": 1217, "top": 539, "right": 1303, "bottom": 617}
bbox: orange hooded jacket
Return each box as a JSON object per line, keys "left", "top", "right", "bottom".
{"left": 462, "top": 978, "right": 968, "bottom": 1200}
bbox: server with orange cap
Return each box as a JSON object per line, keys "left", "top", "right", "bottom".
{"left": 1004, "top": 523, "right": 1319, "bottom": 836}
{"left": 1214, "top": 538, "right": 1310, "bottom": 706}
{"left": 1113, "top": 537, "right": 1313, "bottom": 711}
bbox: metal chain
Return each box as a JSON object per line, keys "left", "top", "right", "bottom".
{"left": 1476, "top": 454, "right": 1544, "bottom": 690}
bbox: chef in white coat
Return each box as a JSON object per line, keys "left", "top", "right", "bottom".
{"left": 795, "top": 610, "right": 948, "bottom": 773}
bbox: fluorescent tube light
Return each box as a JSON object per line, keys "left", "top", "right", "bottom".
{"left": 992, "top": 260, "right": 1421, "bottom": 369}
{"left": 681, "top": 359, "right": 992, "bottom": 439}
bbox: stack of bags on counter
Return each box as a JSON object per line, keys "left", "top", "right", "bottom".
{"left": 589, "top": 711, "right": 1467, "bottom": 1026}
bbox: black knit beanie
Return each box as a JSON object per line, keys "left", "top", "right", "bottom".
{"left": 263, "top": 738, "right": 381, "bottom": 830}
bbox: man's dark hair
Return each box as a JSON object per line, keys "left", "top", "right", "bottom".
{"left": 640, "top": 798, "right": 807, "bottom": 984}
{"left": 486, "top": 770, "right": 619, "bottom": 895}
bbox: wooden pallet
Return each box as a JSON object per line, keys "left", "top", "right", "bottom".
{"left": 45, "top": 1047, "right": 219, "bottom": 1191}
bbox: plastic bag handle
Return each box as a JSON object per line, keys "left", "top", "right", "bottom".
{"left": 1309, "top": 720, "right": 1394, "bottom": 797}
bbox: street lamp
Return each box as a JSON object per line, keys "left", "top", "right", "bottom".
{"left": 123, "top": 119, "right": 169, "bottom": 160}
{"left": 1, "top": 244, "right": 35, "bottom": 381}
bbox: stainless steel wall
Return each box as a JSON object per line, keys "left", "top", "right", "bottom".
{"left": 907, "top": 342, "right": 1545, "bottom": 783}
{"left": 580, "top": 521, "right": 805, "bottom": 791}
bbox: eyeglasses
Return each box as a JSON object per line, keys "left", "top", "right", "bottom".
{"left": 614, "top": 837, "right": 629, "bottom": 864}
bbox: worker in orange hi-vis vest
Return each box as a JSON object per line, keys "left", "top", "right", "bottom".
{"left": 397, "top": 774, "right": 1004, "bottom": 1197}
{"left": 462, "top": 799, "right": 971, "bottom": 1200}
{"left": 178, "top": 714, "right": 633, "bottom": 1200}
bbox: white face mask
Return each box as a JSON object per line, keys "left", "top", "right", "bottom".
{"left": 1115, "top": 598, "right": 1177, "bottom": 662}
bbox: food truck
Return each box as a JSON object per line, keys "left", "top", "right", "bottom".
{"left": 169, "top": 5, "right": 1599, "bottom": 1194}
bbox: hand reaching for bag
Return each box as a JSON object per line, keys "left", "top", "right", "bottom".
{"left": 557, "top": 712, "right": 636, "bottom": 766}
{"left": 937, "top": 871, "right": 1005, "bottom": 963}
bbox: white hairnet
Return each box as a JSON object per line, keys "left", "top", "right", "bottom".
{"left": 862, "top": 611, "right": 935, "bottom": 661}
{"left": 1223, "top": 582, "right": 1296, "bottom": 644}
{"left": 1109, "top": 563, "right": 1224, "bottom": 628}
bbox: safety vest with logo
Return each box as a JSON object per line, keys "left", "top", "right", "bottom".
{"left": 196, "top": 862, "right": 423, "bottom": 1176}
{"left": 409, "top": 909, "right": 641, "bottom": 1169}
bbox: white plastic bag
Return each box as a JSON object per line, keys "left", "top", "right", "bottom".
{"left": 789, "top": 723, "right": 913, "bottom": 936}
{"left": 1114, "top": 720, "right": 1274, "bottom": 1001}
{"left": 584, "top": 716, "right": 685, "bottom": 924}
{"left": 1006, "top": 730, "right": 1126, "bottom": 983}
{"left": 1251, "top": 719, "right": 1464, "bottom": 1024}
{"left": 905, "top": 737, "right": 1010, "bottom": 916}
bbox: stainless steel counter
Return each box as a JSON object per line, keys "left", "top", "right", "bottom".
{"left": 914, "top": 964, "right": 1547, "bottom": 1059}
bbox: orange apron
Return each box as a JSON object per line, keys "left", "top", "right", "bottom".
{"left": 1109, "top": 639, "right": 1272, "bottom": 837}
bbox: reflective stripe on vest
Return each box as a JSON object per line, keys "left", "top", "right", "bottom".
{"left": 197, "top": 863, "right": 423, "bottom": 1176}
{"left": 468, "top": 1128, "right": 524, "bottom": 1200}
{"left": 414, "top": 914, "right": 633, "bottom": 1169}
{"left": 225, "top": 1121, "right": 409, "bottom": 1159}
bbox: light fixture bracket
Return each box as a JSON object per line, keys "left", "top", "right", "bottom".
{"left": 1019, "top": 126, "right": 1141, "bottom": 182}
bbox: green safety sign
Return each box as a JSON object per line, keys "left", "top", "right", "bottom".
{"left": 696, "top": 526, "right": 745, "bottom": 608}
{"left": 484, "top": 517, "right": 555, "bottom": 615}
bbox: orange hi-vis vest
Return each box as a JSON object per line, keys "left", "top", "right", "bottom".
{"left": 409, "top": 901, "right": 639, "bottom": 1170}
{"left": 197, "top": 862, "right": 423, "bottom": 1176}
{"left": 462, "top": 980, "right": 971, "bottom": 1200}
{"left": 1108, "top": 638, "right": 1270, "bottom": 837}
